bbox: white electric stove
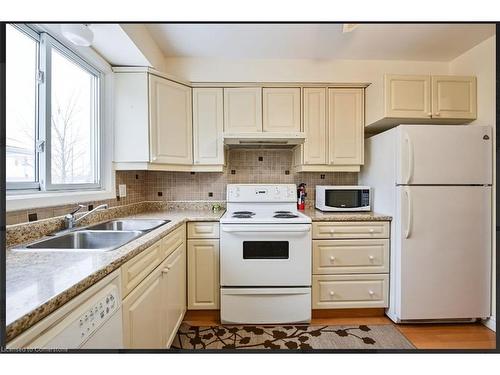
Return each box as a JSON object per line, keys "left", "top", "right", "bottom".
{"left": 220, "top": 184, "right": 312, "bottom": 324}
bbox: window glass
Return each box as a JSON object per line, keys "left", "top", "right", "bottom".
{"left": 6, "top": 24, "right": 38, "bottom": 183}
{"left": 50, "top": 48, "right": 98, "bottom": 185}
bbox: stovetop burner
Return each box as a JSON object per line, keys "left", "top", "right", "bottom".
{"left": 233, "top": 211, "right": 256, "bottom": 215}
{"left": 274, "top": 211, "right": 292, "bottom": 214}
{"left": 273, "top": 213, "right": 300, "bottom": 219}
{"left": 232, "top": 214, "right": 254, "bottom": 218}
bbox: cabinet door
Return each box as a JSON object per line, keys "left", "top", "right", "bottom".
{"left": 149, "top": 75, "right": 193, "bottom": 164}
{"left": 223, "top": 87, "right": 262, "bottom": 133}
{"left": 162, "top": 244, "right": 187, "bottom": 348}
{"left": 188, "top": 240, "right": 220, "bottom": 310}
{"left": 262, "top": 88, "right": 301, "bottom": 132}
{"left": 122, "top": 267, "right": 163, "bottom": 349}
{"left": 384, "top": 74, "right": 431, "bottom": 118}
{"left": 328, "top": 88, "right": 364, "bottom": 165}
{"left": 193, "top": 88, "right": 224, "bottom": 165}
{"left": 431, "top": 75, "right": 477, "bottom": 119}
{"left": 302, "top": 88, "right": 327, "bottom": 164}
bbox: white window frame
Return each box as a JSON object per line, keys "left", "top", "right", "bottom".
{"left": 40, "top": 33, "right": 103, "bottom": 191}
{"left": 5, "top": 24, "right": 41, "bottom": 192}
{"left": 6, "top": 23, "right": 116, "bottom": 212}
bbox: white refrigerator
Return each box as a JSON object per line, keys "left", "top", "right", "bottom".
{"left": 360, "top": 125, "right": 492, "bottom": 322}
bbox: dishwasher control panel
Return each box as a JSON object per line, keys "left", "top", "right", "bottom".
{"left": 78, "top": 287, "right": 119, "bottom": 345}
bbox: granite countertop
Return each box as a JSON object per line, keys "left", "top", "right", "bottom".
{"left": 6, "top": 206, "right": 391, "bottom": 342}
{"left": 303, "top": 208, "right": 392, "bottom": 221}
{"left": 5, "top": 208, "right": 224, "bottom": 342}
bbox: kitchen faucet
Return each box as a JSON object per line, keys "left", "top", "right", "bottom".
{"left": 64, "top": 204, "right": 108, "bottom": 229}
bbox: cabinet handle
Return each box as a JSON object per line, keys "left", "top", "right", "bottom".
{"left": 434, "top": 112, "right": 440, "bottom": 117}
{"left": 368, "top": 255, "right": 374, "bottom": 261}
{"left": 369, "top": 228, "right": 375, "bottom": 233}
{"left": 329, "top": 291, "right": 335, "bottom": 296}
{"left": 368, "top": 290, "right": 374, "bottom": 296}
{"left": 329, "top": 229, "right": 335, "bottom": 233}
{"left": 427, "top": 112, "right": 432, "bottom": 117}
{"left": 330, "top": 256, "right": 336, "bottom": 262}
{"left": 161, "top": 266, "right": 171, "bottom": 274}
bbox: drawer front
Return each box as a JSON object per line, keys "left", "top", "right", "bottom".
{"left": 313, "top": 239, "right": 389, "bottom": 274}
{"left": 187, "top": 222, "right": 220, "bottom": 239}
{"left": 312, "top": 221, "right": 389, "bottom": 239}
{"left": 121, "top": 241, "right": 163, "bottom": 298}
{"left": 312, "top": 274, "right": 389, "bottom": 309}
{"left": 162, "top": 225, "right": 185, "bottom": 259}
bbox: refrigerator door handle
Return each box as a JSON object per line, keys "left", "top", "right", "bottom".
{"left": 405, "top": 187, "right": 412, "bottom": 239}
{"left": 404, "top": 132, "right": 414, "bottom": 184}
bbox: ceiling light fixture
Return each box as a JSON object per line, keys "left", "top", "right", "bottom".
{"left": 342, "top": 24, "right": 359, "bottom": 33}
{"left": 60, "top": 24, "right": 94, "bottom": 47}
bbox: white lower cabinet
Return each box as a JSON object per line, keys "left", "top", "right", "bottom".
{"left": 187, "top": 222, "right": 220, "bottom": 310}
{"left": 313, "top": 274, "right": 389, "bottom": 309}
{"left": 122, "top": 229, "right": 186, "bottom": 349}
{"left": 122, "top": 262, "right": 164, "bottom": 348}
{"left": 162, "top": 244, "right": 187, "bottom": 347}
{"left": 312, "top": 221, "right": 390, "bottom": 310}
{"left": 188, "top": 240, "right": 220, "bottom": 309}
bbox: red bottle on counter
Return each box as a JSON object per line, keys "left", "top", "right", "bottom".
{"left": 297, "top": 183, "right": 306, "bottom": 210}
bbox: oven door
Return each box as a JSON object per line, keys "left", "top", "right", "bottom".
{"left": 220, "top": 224, "right": 312, "bottom": 286}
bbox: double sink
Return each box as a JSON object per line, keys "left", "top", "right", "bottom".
{"left": 14, "top": 219, "right": 170, "bottom": 252}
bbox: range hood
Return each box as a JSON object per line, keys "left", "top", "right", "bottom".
{"left": 223, "top": 132, "right": 306, "bottom": 147}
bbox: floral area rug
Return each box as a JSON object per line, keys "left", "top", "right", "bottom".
{"left": 171, "top": 323, "right": 415, "bottom": 350}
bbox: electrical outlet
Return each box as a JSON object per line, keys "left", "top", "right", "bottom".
{"left": 118, "top": 184, "right": 127, "bottom": 197}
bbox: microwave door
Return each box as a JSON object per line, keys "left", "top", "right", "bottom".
{"left": 323, "top": 189, "right": 370, "bottom": 211}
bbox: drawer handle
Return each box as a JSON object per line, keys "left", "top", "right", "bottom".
{"left": 329, "top": 291, "right": 335, "bottom": 296}
{"left": 368, "top": 290, "right": 374, "bottom": 296}
{"left": 368, "top": 255, "right": 374, "bottom": 261}
{"left": 161, "top": 265, "right": 172, "bottom": 274}
{"left": 329, "top": 229, "right": 335, "bottom": 233}
{"left": 330, "top": 256, "right": 336, "bottom": 262}
{"left": 369, "top": 229, "right": 375, "bottom": 233}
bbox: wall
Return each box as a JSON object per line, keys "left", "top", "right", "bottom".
{"left": 449, "top": 36, "right": 496, "bottom": 329}
{"left": 164, "top": 57, "right": 449, "bottom": 83}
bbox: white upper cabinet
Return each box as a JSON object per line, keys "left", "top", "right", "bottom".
{"left": 192, "top": 88, "right": 224, "bottom": 165}
{"left": 223, "top": 87, "right": 262, "bottom": 133}
{"left": 262, "top": 88, "right": 301, "bottom": 132}
{"left": 366, "top": 73, "right": 477, "bottom": 133}
{"left": 302, "top": 88, "right": 327, "bottom": 165}
{"left": 149, "top": 75, "right": 193, "bottom": 165}
{"left": 293, "top": 87, "right": 365, "bottom": 172}
{"left": 114, "top": 72, "right": 150, "bottom": 163}
{"left": 431, "top": 75, "right": 477, "bottom": 119}
{"left": 384, "top": 74, "right": 431, "bottom": 119}
{"left": 328, "top": 88, "right": 364, "bottom": 166}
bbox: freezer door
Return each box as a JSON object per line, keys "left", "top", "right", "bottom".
{"left": 396, "top": 125, "right": 492, "bottom": 185}
{"left": 397, "top": 186, "right": 491, "bottom": 320}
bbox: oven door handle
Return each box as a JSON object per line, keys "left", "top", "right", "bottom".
{"left": 221, "top": 225, "right": 311, "bottom": 233}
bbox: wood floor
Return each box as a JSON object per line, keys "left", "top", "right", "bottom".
{"left": 183, "top": 310, "right": 496, "bottom": 350}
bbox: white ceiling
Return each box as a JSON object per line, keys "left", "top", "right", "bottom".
{"left": 146, "top": 23, "right": 495, "bottom": 61}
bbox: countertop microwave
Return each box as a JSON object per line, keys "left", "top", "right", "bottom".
{"left": 315, "top": 186, "right": 371, "bottom": 212}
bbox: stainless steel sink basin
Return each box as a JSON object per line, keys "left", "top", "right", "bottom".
{"left": 85, "top": 219, "right": 170, "bottom": 232}
{"left": 16, "top": 230, "right": 143, "bottom": 252}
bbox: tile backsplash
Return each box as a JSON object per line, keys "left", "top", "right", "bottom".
{"left": 6, "top": 149, "right": 357, "bottom": 225}
{"left": 147, "top": 149, "right": 357, "bottom": 203}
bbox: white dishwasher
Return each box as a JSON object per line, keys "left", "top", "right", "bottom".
{"left": 8, "top": 270, "right": 123, "bottom": 350}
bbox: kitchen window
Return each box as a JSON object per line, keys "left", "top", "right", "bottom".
{"left": 6, "top": 24, "right": 102, "bottom": 193}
